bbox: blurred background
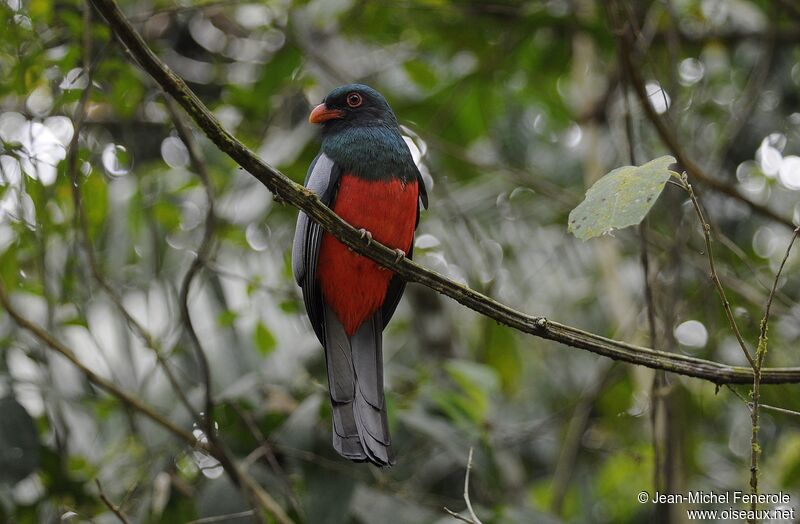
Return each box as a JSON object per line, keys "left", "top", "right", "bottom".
{"left": 1, "top": 0, "right": 800, "bottom": 522}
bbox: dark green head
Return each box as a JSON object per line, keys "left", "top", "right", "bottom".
{"left": 309, "top": 84, "right": 399, "bottom": 134}
{"left": 308, "top": 84, "right": 418, "bottom": 184}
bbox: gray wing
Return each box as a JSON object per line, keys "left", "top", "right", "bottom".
{"left": 292, "top": 153, "right": 341, "bottom": 344}
{"left": 416, "top": 166, "right": 429, "bottom": 212}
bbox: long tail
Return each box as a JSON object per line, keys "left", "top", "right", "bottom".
{"left": 323, "top": 305, "right": 393, "bottom": 466}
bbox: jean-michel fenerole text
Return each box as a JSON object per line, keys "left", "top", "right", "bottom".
{"left": 651, "top": 491, "right": 791, "bottom": 505}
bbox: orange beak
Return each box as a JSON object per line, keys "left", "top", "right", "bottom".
{"left": 309, "top": 103, "right": 344, "bottom": 124}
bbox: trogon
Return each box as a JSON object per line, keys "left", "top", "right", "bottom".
{"left": 292, "top": 84, "right": 428, "bottom": 466}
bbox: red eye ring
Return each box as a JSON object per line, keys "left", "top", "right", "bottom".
{"left": 346, "top": 92, "right": 363, "bottom": 108}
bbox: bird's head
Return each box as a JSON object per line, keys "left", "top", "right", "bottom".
{"left": 309, "top": 84, "right": 398, "bottom": 132}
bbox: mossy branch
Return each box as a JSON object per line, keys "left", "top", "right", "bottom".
{"left": 84, "top": 0, "right": 800, "bottom": 386}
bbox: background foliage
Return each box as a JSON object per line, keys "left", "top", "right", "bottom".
{"left": 1, "top": 0, "right": 800, "bottom": 522}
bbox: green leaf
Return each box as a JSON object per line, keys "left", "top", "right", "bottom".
{"left": 482, "top": 323, "right": 522, "bottom": 395}
{"left": 279, "top": 299, "right": 300, "bottom": 314}
{"left": 776, "top": 433, "right": 800, "bottom": 487}
{"left": 217, "top": 310, "right": 238, "bottom": 327}
{"left": 435, "top": 360, "right": 500, "bottom": 424}
{"left": 594, "top": 446, "right": 653, "bottom": 521}
{"left": 0, "top": 397, "right": 40, "bottom": 485}
{"left": 153, "top": 201, "right": 181, "bottom": 230}
{"left": 568, "top": 155, "right": 675, "bottom": 240}
{"left": 253, "top": 321, "right": 277, "bottom": 355}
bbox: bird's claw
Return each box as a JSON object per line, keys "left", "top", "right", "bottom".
{"left": 393, "top": 248, "right": 406, "bottom": 263}
{"left": 358, "top": 228, "right": 373, "bottom": 246}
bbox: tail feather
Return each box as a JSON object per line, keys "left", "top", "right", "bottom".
{"left": 331, "top": 401, "right": 358, "bottom": 438}
{"left": 354, "top": 392, "right": 391, "bottom": 446}
{"left": 332, "top": 405, "right": 367, "bottom": 461}
{"left": 324, "top": 305, "right": 365, "bottom": 461}
{"left": 351, "top": 314, "right": 384, "bottom": 409}
{"left": 325, "top": 328, "right": 355, "bottom": 403}
{"left": 354, "top": 396, "right": 392, "bottom": 465}
{"left": 333, "top": 433, "right": 367, "bottom": 460}
{"left": 323, "top": 305, "right": 394, "bottom": 466}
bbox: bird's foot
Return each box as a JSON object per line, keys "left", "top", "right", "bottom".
{"left": 392, "top": 248, "right": 406, "bottom": 263}
{"left": 347, "top": 229, "right": 373, "bottom": 252}
{"left": 358, "top": 228, "right": 373, "bottom": 246}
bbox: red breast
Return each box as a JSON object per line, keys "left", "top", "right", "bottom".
{"left": 317, "top": 174, "right": 418, "bottom": 335}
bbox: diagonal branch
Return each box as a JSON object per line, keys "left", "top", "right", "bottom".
{"left": 162, "top": 98, "right": 284, "bottom": 523}
{"left": 0, "top": 281, "right": 293, "bottom": 524}
{"left": 86, "top": 0, "right": 800, "bottom": 385}
{"left": 757, "top": 226, "right": 800, "bottom": 366}
{"left": 0, "top": 282, "right": 196, "bottom": 444}
{"left": 96, "top": 479, "right": 132, "bottom": 524}
{"left": 681, "top": 175, "right": 755, "bottom": 369}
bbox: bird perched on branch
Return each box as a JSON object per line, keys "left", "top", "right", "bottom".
{"left": 292, "top": 84, "right": 428, "bottom": 466}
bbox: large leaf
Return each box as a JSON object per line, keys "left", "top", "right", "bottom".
{"left": 434, "top": 359, "right": 500, "bottom": 424}
{"left": 568, "top": 155, "right": 675, "bottom": 240}
{"left": 253, "top": 321, "right": 277, "bottom": 356}
{"left": 0, "top": 397, "right": 40, "bottom": 485}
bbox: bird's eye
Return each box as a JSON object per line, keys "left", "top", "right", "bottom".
{"left": 346, "top": 92, "right": 363, "bottom": 108}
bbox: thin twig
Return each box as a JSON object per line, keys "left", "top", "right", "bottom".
{"left": 757, "top": 226, "right": 799, "bottom": 364}
{"left": 681, "top": 175, "right": 756, "bottom": 368}
{"left": 95, "top": 479, "right": 131, "bottom": 524}
{"left": 162, "top": 99, "right": 290, "bottom": 524}
{"left": 444, "top": 448, "right": 483, "bottom": 524}
{"left": 463, "top": 448, "right": 481, "bottom": 523}
{"left": 444, "top": 508, "right": 479, "bottom": 524}
{"left": 186, "top": 510, "right": 256, "bottom": 524}
{"left": 760, "top": 404, "right": 800, "bottom": 418}
{"left": 163, "top": 95, "right": 216, "bottom": 442}
{"left": 749, "top": 226, "right": 800, "bottom": 516}
{"left": 726, "top": 385, "right": 800, "bottom": 418}
{"left": 0, "top": 282, "right": 292, "bottom": 524}
{"left": 639, "top": 223, "right": 658, "bottom": 346}
{"left": 230, "top": 403, "right": 304, "bottom": 518}
{"left": 725, "top": 384, "right": 752, "bottom": 408}
{"left": 0, "top": 282, "right": 196, "bottom": 444}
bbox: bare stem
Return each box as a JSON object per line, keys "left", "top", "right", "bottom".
{"left": 0, "top": 282, "right": 195, "bottom": 444}
{"left": 749, "top": 226, "right": 799, "bottom": 519}
{"left": 160, "top": 98, "right": 289, "bottom": 524}
{"left": 444, "top": 448, "right": 483, "bottom": 524}
{"left": 681, "top": 175, "right": 756, "bottom": 369}
{"left": 186, "top": 510, "right": 256, "bottom": 524}
{"left": 0, "top": 281, "right": 293, "bottom": 524}
{"left": 95, "top": 479, "right": 132, "bottom": 524}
